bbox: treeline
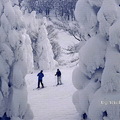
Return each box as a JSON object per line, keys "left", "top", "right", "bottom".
{"left": 20, "top": 0, "right": 78, "bottom": 21}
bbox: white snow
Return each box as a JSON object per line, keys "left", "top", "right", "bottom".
{"left": 73, "top": 0, "right": 120, "bottom": 119}
{"left": 57, "top": 30, "right": 78, "bottom": 49}
{"left": 74, "top": 0, "right": 97, "bottom": 36}
{"left": 79, "top": 34, "right": 107, "bottom": 75}
{"left": 88, "top": 0, "right": 103, "bottom": 7}
{"left": 25, "top": 67, "right": 79, "bottom": 120}
{"left": 97, "top": 0, "right": 118, "bottom": 37}
{"left": 56, "top": 30, "right": 79, "bottom": 67}
{"left": 36, "top": 21, "right": 56, "bottom": 70}
{"left": 24, "top": 13, "right": 56, "bottom": 70}
{"left": 0, "top": 0, "right": 33, "bottom": 119}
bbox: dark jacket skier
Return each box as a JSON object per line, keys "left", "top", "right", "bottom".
{"left": 37, "top": 70, "right": 44, "bottom": 88}
{"left": 55, "top": 69, "right": 62, "bottom": 85}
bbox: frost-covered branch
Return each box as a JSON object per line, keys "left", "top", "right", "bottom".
{"left": 51, "top": 19, "right": 86, "bottom": 42}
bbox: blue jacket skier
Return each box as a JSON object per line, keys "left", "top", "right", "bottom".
{"left": 37, "top": 70, "right": 44, "bottom": 88}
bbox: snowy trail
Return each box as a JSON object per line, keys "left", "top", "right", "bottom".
{"left": 25, "top": 67, "right": 79, "bottom": 120}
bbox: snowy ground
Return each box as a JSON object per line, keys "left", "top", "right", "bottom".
{"left": 57, "top": 30, "right": 79, "bottom": 67}
{"left": 25, "top": 67, "right": 79, "bottom": 120}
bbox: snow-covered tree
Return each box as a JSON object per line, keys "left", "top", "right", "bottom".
{"left": 20, "top": 0, "right": 77, "bottom": 21}
{"left": 24, "top": 13, "right": 56, "bottom": 70}
{"left": 73, "top": 0, "right": 120, "bottom": 120}
{"left": 46, "top": 22, "right": 61, "bottom": 60}
{"left": 0, "top": 0, "right": 33, "bottom": 119}
{"left": 35, "top": 17, "right": 57, "bottom": 70}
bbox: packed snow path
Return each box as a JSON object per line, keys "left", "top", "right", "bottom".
{"left": 25, "top": 67, "right": 79, "bottom": 120}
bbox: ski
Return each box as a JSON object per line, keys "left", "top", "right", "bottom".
{"left": 33, "top": 86, "right": 46, "bottom": 90}
{"left": 53, "top": 83, "right": 63, "bottom": 87}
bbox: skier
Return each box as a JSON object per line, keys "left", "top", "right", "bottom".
{"left": 55, "top": 69, "right": 62, "bottom": 85}
{"left": 102, "top": 111, "right": 108, "bottom": 120}
{"left": 82, "top": 113, "right": 87, "bottom": 120}
{"left": 37, "top": 70, "right": 44, "bottom": 88}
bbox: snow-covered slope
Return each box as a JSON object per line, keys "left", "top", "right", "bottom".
{"left": 25, "top": 67, "right": 79, "bottom": 120}
{"left": 57, "top": 30, "right": 79, "bottom": 67}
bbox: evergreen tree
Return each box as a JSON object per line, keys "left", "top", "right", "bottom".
{"left": 73, "top": 0, "right": 120, "bottom": 119}
{"left": 24, "top": 11, "right": 56, "bottom": 70}
{"left": 0, "top": 0, "right": 33, "bottom": 119}
{"left": 20, "top": 0, "right": 78, "bottom": 20}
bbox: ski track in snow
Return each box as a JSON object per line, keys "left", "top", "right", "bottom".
{"left": 25, "top": 67, "right": 79, "bottom": 120}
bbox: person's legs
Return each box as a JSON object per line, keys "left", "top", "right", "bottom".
{"left": 40, "top": 80, "right": 44, "bottom": 88}
{"left": 38, "top": 80, "right": 40, "bottom": 88}
{"left": 57, "top": 77, "right": 59, "bottom": 85}
{"left": 59, "top": 76, "right": 62, "bottom": 85}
